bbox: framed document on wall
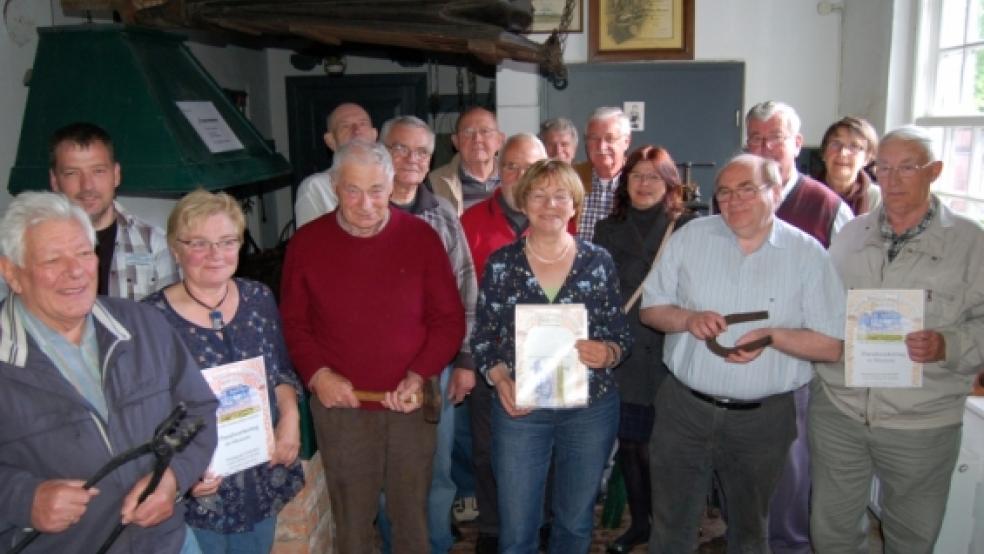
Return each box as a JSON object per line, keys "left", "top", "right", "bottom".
{"left": 589, "top": 0, "right": 695, "bottom": 61}
{"left": 529, "top": 0, "right": 584, "bottom": 33}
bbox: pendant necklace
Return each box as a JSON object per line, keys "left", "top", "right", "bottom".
{"left": 183, "top": 281, "right": 229, "bottom": 330}
{"left": 526, "top": 236, "right": 571, "bottom": 264}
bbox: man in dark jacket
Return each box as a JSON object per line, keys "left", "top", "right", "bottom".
{"left": 0, "top": 191, "right": 218, "bottom": 553}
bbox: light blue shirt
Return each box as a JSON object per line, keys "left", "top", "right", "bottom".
{"left": 15, "top": 297, "right": 107, "bottom": 419}
{"left": 641, "top": 216, "right": 845, "bottom": 400}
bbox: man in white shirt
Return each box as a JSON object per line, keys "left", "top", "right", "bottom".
{"left": 294, "top": 102, "right": 378, "bottom": 227}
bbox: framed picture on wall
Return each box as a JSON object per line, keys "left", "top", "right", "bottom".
{"left": 529, "top": 0, "right": 584, "bottom": 33}
{"left": 588, "top": 0, "right": 694, "bottom": 61}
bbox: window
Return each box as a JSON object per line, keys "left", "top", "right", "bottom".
{"left": 915, "top": 0, "right": 984, "bottom": 221}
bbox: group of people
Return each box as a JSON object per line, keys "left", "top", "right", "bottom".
{"left": 0, "top": 93, "right": 980, "bottom": 554}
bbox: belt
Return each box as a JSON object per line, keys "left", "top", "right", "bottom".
{"left": 689, "top": 388, "right": 762, "bottom": 410}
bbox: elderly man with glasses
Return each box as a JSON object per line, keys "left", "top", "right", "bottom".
{"left": 381, "top": 115, "right": 478, "bottom": 553}
{"left": 744, "top": 100, "right": 856, "bottom": 554}
{"left": 429, "top": 107, "right": 505, "bottom": 216}
{"left": 810, "top": 126, "right": 984, "bottom": 553}
{"left": 574, "top": 107, "right": 632, "bottom": 242}
{"left": 640, "top": 154, "right": 844, "bottom": 553}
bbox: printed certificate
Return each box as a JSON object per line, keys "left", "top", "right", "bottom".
{"left": 515, "top": 304, "right": 589, "bottom": 408}
{"left": 845, "top": 289, "right": 924, "bottom": 388}
{"left": 201, "top": 356, "right": 275, "bottom": 476}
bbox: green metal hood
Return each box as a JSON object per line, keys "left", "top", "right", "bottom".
{"left": 8, "top": 24, "right": 291, "bottom": 197}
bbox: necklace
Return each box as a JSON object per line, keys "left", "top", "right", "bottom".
{"left": 526, "top": 236, "right": 572, "bottom": 264}
{"left": 182, "top": 280, "right": 229, "bottom": 330}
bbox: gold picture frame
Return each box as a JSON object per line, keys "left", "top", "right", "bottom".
{"left": 529, "top": 0, "right": 584, "bottom": 34}
{"left": 589, "top": 0, "right": 694, "bottom": 61}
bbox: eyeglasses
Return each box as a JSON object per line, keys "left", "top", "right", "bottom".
{"left": 714, "top": 183, "right": 769, "bottom": 203}
{"left": 387, "top": 143, "right": 431, "bottom": 161}
{"left": 528, "top": 192, "right": 574, "bottom": 205}
{"left": 873, "top": 162, "right": 932, "bottom": 178}
{"left": 459, "top": 127, "right": 498, "bottom": 139}
{"left": 502, "top": 162, "right": 533, "bottom": 174}
{"left": 826, "top": 139, "right": 867, "bottom": 155}
{"left": 745, "top": 134, "right": 788, "bottom": 150}
{"left": 628, "top": 172, "right": 664, "bottom": 184}
{"left": 177, "top": 238, "right": 242, "bottom": 253}
{"left": 586, "top": 133, "right": 623, "bottom": 144}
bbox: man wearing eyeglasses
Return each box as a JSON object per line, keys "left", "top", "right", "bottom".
{"left": 744, "top": 101, "right": 855, "bottom": 554}
{"left": 295, "top": 102, "right": 379, "bottom": 228}
{"left": 381, "top": 115, "right": 478, "bottom": 553}
{"left": 460, "top": 133, "right": 548, "bottom": 553}
{"left": 47, "top": 122, "right": 177, "bottom": 301}
{"left": 639, "top": 154, "right": 844, "bottom": 553}
{"left": 574, "top": 107, "right": 632, "bottom": 242}
{"left": 810, "top": 126, "right": 984, "bottom": 552}
{"left": 430, "top": 107, "right": 505, "bottom": 216}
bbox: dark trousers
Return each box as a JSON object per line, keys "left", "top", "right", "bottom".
{"left": 468, "top": 377, "right": 500, "bottom": 535}
{"left": 312, "top": 399, "right": 436, "bottom": 554}
{"left": 648, "top": 376, "right": 796, "bottom": 554}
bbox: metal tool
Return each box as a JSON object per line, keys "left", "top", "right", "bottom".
{"left": 8, "top": 403, "right": 205, "bottom": 554}
{"left": 705, "top": 311, "right": 773, "bottom": 357}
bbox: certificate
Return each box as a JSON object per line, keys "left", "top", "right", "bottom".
{"left": 201, "top": 356, "right": 275, "bottom": 476}
{"left": 515, "top": 304, "right": 589, "bottom": 408}
{"left": 845, "top": 289, "right": 925, "bottom": 388}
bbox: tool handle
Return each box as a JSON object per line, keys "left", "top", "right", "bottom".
{"left": 353, "top": 390, "right": 419, "bottom": 404}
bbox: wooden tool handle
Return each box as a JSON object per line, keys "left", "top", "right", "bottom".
{"left": 353, "top": 390, "right": 419, "bottom": 404}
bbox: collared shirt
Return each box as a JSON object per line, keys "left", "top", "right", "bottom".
{"left": 641, "top": 216, "right": 845, "bottom": 400}
{"left": 109, "top": 202, "right": 178, "bottom": 301}
{"left": 577, "top": 170, "right": 619, "bottom": 242}
{"left": 783, "top": 170, "right": 853, "bottom": 234}
{"left": 459, "top": 164, "right": 500, "bottom": 211}
{"left": 879, "top": 196, "right": 938, "bottom": 262}
{"left": 14, "top": 297, "right": 107, "bottom": 420}
{"left": 392, "top": 184, "right": 478, "bottom": 369}
{"left": 295, "top": 170, "right": 337, "bottom": 228}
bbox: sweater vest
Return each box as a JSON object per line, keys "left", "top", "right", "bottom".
{"left": 776, "top": 175, "right": 841, "bottom": 248}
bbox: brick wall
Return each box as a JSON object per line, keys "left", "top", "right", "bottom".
{"left": 272, "top": 453, "right": 333, "bottom": 554}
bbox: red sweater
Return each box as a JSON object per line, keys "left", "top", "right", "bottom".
{"left": 280, "top": 208, "right": 465, "bottom": 401}
{"left": 461, "top": 189, "right": 524, "bottom": 281}
{"left": 776, "top": 174, "right": 842, "bottom": 248}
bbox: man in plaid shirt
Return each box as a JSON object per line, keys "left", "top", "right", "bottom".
{"left": 48, "top": 122, "right": 176, "bottom": 300}
{"left": 573, "top": 107, "right": 632, "bottom": 242}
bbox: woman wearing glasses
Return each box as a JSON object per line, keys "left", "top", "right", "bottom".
{"left": 818, "top": 116, "right": 881, "bottom": 215}
{"left": 593, "top": 145, "right": 697, "bottom": 553}
{"left": 144, "top": 190, "right": 304, "bottom": 553}
{"left": 471, "top": 159, "right": 632, "bottom": 553}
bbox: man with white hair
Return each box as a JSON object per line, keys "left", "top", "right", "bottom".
{"left": 460, "top": 132, "right": 548, "bottom": 553}
{"left": 381, "top": 115, "right": 478, "bottom": 553}
{"left": 280, "top": 140, "right": 465, "bottom": 553}
{"left": 294, "top": 102, "right": 378, "bottom": 227}
{"left": 744, "top": 100, "right": 854, "bottom": 554}
{"left": 575, "top": 107, "right": 632, "bottom": 242}
{"left": 429, "top": 107, "right": 505, "bottom": 216}
{"left": 811, "top": 126, "right": 984, "bottom": 552}
{"left": 640, "top": 154, "right": 844, "bottom": 552}
{"left": 0, "top": 191, "right": 217, "bottom": 553}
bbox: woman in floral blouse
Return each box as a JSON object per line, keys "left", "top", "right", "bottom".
{"left": 471, "top": 159, "right": 632, "bottom": 553}
{"left": 144, "top": 190, "right": 304, "bottom": 553}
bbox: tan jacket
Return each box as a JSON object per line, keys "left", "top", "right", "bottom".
{"left": 815, "top": 199, "right": 984, "bottom": 429}
{"left": 429, "top": 154, "right": 465, "bottom": 216}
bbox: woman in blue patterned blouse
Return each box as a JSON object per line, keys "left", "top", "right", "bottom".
{"left": 144, "top": 190, "right": 304, "bottom": 553}
{"left": 470, "top": 159, "right": 632, "bottom": 553}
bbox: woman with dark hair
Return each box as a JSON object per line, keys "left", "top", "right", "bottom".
{"left": 593, "top": 145, "right": 697, "bottom": 553}
{"left": 817, "top": 116, "right": 881, "bottom": 215}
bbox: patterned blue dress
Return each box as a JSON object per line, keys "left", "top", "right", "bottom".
{"left": 144, "top": 278, "right": 305, "bottom": 533}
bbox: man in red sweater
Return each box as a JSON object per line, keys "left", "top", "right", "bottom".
{"left": 280, "top": 140, "right": 466, "bottom": 553}
{"left": 460, "top": 132, "right": 546, "bottom": 553}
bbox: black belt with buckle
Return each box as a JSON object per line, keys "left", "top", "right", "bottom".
{"left": 690, "top": 389, "right": 762, "bottom": 410}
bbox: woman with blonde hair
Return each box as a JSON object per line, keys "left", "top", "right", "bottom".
{"left": 144, "top": 190, "right": 304, "bottom": 553}
{"left": 471, "top": 160, "right": 632, "bottom": 553}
